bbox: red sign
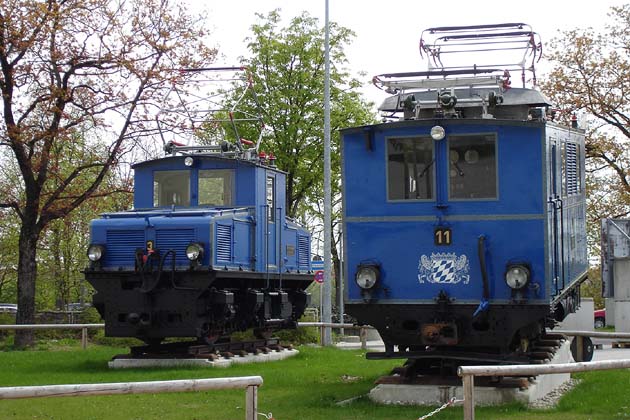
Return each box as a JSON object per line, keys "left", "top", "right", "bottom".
{"left": 314, "top": 270, "right": 324, "bottom": 284}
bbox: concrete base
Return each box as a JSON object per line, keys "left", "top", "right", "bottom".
{"left": 369, "top": 340, "right": 573, "bottom": 406}
{"left": 108, "top": 348, "right": 299, "bottom": 369}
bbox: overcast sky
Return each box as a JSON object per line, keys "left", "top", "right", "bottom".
{"left": 185, "top": 0, "right": 627, "bottom": 106}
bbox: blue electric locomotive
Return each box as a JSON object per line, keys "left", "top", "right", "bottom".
{"left": 341, "top": 24, "right": 587, "bottom": 363}
{"left": 85, "top": 145, "right": 312, "bottom": 344}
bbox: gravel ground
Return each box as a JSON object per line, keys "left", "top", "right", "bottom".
{"left": 528, "top": 378, "right": 581, "bottom": 409}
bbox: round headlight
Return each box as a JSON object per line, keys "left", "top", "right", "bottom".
{"left": 184, "top": 156, "right": 194, "bottom": 167}
{"left": 356, "top": 266, "right": 379, "bottom": 290}
{"left": 186, "top": 243, "right": 203, "bottom": 261}
{"left": 505, "top": 265, "right": 530, "bottom": 290}
{"left": 430, "top": 125, "right": 446, "bottom": 141}
{"left": 87, "top": 245, "right": 105, "bottom": 262}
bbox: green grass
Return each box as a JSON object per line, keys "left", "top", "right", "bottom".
{"left": 0, "top": 344, "right": 629, "bottom": 419}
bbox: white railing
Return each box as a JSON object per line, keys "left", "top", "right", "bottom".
{"left": 458, "top": 359, "right": 630, "bottom": 420}
{"left": 0, "top": 376, "right": 263, "bottom": 420}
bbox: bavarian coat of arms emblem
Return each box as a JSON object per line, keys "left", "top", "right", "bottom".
{"left": 418, "top": 252, "right": 470, "bottom": 284}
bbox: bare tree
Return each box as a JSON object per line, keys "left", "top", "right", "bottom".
{"left": 0, "top": 0, "right": 216, "bottom": 347}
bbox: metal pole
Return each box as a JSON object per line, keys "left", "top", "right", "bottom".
{"left": 81, "top": 327, "right": 88, "bottom": 350}
{"left": 338, "top": 224, "right": 344, "bottom": 336}
{"left": 322, "top": 0, "right": 332, "bottom": 346}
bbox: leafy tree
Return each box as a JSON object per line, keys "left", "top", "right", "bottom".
{"left": 0, "top": 0, "right": 216, "bottom": 347}
{"left": 542, "top": 5, "right": 630, "bottom": 257}
{"left": 218, "top": 11, "right": 377, "bottom": 301}
{"left": 231, "top": 10, "right": 377, "bottom": 219}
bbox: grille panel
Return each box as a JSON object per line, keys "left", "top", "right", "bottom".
{"left": 216, "top": 224, "right": 233, "bottom": 263}
{"left": 156, "top": 229, "right": 195, "bottom": 266}
{"left": 104, "top": 230, "right": 145, "bottom": 268}
{"left": 297, "top": 235, "right": 310, "bottom": 268}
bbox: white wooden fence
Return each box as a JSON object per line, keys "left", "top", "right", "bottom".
{"left": 0, "top": 323, "right": 104, "bottom": 349}
{"left": 458, "top": 359, "right": 630, "bottom": 420}
{"left": 0, "top": 376, "right": 263, "bottom": 420}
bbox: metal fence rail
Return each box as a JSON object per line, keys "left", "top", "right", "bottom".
{"left": 0, "top": 376, "right": 263, "bottom": 420}
{"left": 458, "top": 359, "right": 630, "bottom": 420}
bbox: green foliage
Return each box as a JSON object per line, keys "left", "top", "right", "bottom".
{"left": 218, "top": 9, "right": 377, "bottom": 220}
{"left": 581, "top": 266, "right": 604, "bottom": 309}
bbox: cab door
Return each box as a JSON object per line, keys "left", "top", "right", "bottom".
{"left": 265, "top": 174, "right": 278, "bottom": 271}
{"left": 548, "top": 137, "right": 565, "bottom": 297}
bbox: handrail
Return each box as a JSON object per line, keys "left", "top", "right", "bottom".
{"left": 458, "top": 359, "right": 630, "bottom": 420}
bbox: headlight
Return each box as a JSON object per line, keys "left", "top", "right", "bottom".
{"left": 356, "top": 265, "right": 379, "bottom": 290}
{"left": 430, "top": 125, "right": 445, "bottom": 141}
{"left": 186, "top": 243, "right": 204, "bottom": 261}
{"left": 505, "top": 264, "right": 530, "bottom": 290}
{"left": 87, "top": 244, "right": 105, "bottom": 262}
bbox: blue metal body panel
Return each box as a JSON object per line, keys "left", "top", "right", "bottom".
{"left": 342, "top": 119, "right": 587, "bottom": 312}
{"left": 345, "top": 218, "right": 546, "bottom": 302}
{"left": 92, "top": 156, "right": 311, "bottom": 274}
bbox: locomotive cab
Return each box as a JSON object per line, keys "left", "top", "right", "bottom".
{"left": 86, "top": 149, "right": 312, "bottom": 344}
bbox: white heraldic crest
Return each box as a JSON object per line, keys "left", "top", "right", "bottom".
{"left": 418, "top": 252, "right": 470, "bottom": 285}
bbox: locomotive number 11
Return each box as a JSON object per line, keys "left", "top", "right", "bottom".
{"left": 434, "top": 228, "right": 452, "bottom": 246}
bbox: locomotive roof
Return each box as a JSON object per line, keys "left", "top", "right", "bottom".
{"left": 131, "top": 153, "right": 287, "bottom": 174}
{"left": 378, "top": 87, "right": 551, "bottom": 113}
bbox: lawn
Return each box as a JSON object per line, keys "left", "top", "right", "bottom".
{"left": 0, "top": 343, "right": 629, "bottom": 419}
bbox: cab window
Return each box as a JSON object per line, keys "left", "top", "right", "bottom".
{"left": 387, "top": 136, "right": 434, "bottom": 200}
{"left": 448, "top": 134, "right": 497, "bottom": 200}
{"left": 153, "top": 170, "right": 190, "bottom": 207}
{"left": 266, "top": 176, "right": 275, "bottom": 222}
{"left": 199, "top": 170, "right": 233, "bottom": 206}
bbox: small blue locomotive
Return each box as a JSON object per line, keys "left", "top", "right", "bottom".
{"left": 341, "top": 24, "right": 587, "bottom": 362}
{"left": 84, "top": 69, "right": 312, "bottom": 344}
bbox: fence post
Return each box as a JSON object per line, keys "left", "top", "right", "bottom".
{"left": 462, "top": 374, "right": 475, "bottom": 420}
{"left": 81, "top": 327, "right": 88, "bottom": 350}
{"left": 245, "top": 385, "right": 258, "bottom": 420}
{"left": 360, "top": 327, "right": 367, "bottom": 350}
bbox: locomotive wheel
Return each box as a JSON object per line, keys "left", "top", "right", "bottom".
{"left": 143, "top": 337, "right": 164, "bottom": 347}
{"left": 570, "top": 336, "right": 594, "bottom": 362}
{"left": 203, "top": 334, "right": 223, "bottom": 345}
{"left": 254, "top": 328, "right": 273, "bottom": 339}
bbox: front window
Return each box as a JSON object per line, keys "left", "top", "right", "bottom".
{"left": 153, "top": 170, "right": 190, "bottom": 207}
{"left": 199, "top": 170, "right": 233, "bottom": 206}
{"left": 387, "top": 136, "right": 434, "bottom": 200}
{"left": 448, "top": 134, "right": 497, "bottom": 199}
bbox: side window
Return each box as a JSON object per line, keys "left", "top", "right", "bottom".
{"left": 387, "top": 136, "right": 434, "bottom": 200}
{"left": 448, "top": 134, "right": 497, "bottom": 200}
{"left": 199, "top": 170, "right": 233, "bottom": 206}
{"left": 153, "top": 170, "right": 190, "bottom": 207}
{"left": 266, "top": 176, "right": 275, "bottom": 222}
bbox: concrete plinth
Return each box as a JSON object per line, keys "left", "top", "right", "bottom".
{"left": 369, "top": 340, "right": 573, "bottom": 406}
{"left": 108, "top": 348, "right": 299, "bottom": 369}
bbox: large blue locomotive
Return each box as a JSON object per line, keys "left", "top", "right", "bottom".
{"left": 341, "top": 24, "right": 587, "bottom": 363}
{"left": 84, "top": 69, "right": 312, "bottom": 344}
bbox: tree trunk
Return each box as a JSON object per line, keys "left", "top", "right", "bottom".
{"left": 14, "top": 222, "right": 40, "bottom": 349}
